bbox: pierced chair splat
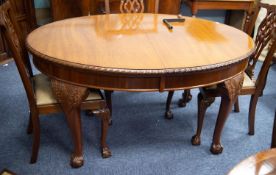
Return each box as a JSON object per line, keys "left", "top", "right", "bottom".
{"left": 191, "top": 2, "right": 276, "bottom": 153}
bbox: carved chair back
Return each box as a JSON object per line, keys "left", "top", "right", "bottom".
{"left": 254, "top": 33, "right": 276, "bottom": 93}
{"left": 243, "top": 3, "right": 276, "bottom": 90}
{"left": 0, "top": 0, "right": 36, "bottom": 110}
{"left": 104, "top": 0, "right": 159, "bottom": 14}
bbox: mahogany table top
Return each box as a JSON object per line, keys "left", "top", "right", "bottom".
{"left": 26, "top": 14, "right": 255, "bottom": 91}
{"left": 27, "top": 14, "right": 254, "bottom": 74}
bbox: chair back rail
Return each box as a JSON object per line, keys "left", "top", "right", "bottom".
{"left": 104, "top": 0, "right": 159, "bottom": 14}
{"left": 0, "top": 0, "right": 36, "bottom": 109}
{"left": 243, "top": 1, "right": 261, "bottom": 36}
{"left": 244, "top": 3, "right": 276, "bottom": 79}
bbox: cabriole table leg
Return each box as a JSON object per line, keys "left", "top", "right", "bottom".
{"left": 51, "top": 79, "right": 89, "bottom": 168}
{"left": 211, "top": 73, "right": 244, "bottom": 154}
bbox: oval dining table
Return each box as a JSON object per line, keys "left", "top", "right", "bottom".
{"left": 26, "top": 13, "right": 255, "bottom": 168}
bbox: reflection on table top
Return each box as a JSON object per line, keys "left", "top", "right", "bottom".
{"left": 27, "top": 14, "right": 254, "bottom": 72}
{"left": 228, "top": 149, "right": 276, "bottom": 175}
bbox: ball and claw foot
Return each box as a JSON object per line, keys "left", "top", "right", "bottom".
{"left": 70, "top": 155, "right": 84, "bottom": 168}
{"left": 210, "top": 143, "right": 223, "bottom": 154}
{"left": 165, "top": 110, "right": 174, "bottom": 120}
{"left": 191, "top": 135, "right": 201, "bottom": 145}
{"left": 102, "top": 147, "right": 112, "bottom": 158}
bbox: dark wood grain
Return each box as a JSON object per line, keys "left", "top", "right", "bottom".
{"left": 164, "top": 0, "right": 255, "bottom": 120}
{"left": 159, "top": 0, "right": 181, "bottom": 14}
{"left": 27, "top": 13, "right": 254, "bottom": 155}
{"left": 0, "top": 0, "right": 111, "bottom": 168}
{"left": 191, "top": 2, "right": 276, "bottom": 150}
{"left": 185, "top": 0, "right": 254, "bottom": 16}
{"left": 0, "top": 0, "right": 36, "bottom": 62}
{"left": 50, "top": 0, "right": 90, "bottom": 21}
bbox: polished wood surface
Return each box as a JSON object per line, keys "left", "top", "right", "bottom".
{"left": 0, "top": 0, "right": 36, "bottom": 61}
{"left": 159, "top": 0, "right": 181, "bottom": 14}
{"left": 0, "top": 0, "right": 110, "bottom": 168}
{"left": 230, "top": 110, "right": 276, "bottom": 174}
{"left": 228, "top": 148, "right": 276, "bottom": 175}
{"left": 27, "top": 13, "right": 254, "bottom": 165}
{"left": 9, "top": 0, "right": 36, "bottom": 35}
{"left": 50, "top": 0, "right": 90, "bottom": 21}
{"left": 165, "top": 0, "right": 256, "bottom": 119}
{"left": 190, "top": 2, "right": 276, "bottom": 154}
{"left": 27, "top": 14, "right": 254, "bottom": 92}
{"left": 185, "top": 0, "right": 254, "bottom": 16}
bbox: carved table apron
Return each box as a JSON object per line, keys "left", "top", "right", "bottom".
{"left": 26, "top": 14, "right": 255, "bottom": 167}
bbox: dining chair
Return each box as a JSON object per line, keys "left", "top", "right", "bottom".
{"left": 191, "top": 2, "right": 276, "bottom": 146}
{"left": 0, "top": 0, "right": 111, "bottom": 165}
{"left": 104, "top": 0, "right": 159, "bottom": 14}
{"left": 100, "top": 0, "right": 160, "bottom": 124}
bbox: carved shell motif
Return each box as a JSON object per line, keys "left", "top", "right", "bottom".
{"left": 120, "top": 0, "right": 145, "bottom": 13}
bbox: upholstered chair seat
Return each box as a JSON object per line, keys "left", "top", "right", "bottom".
{"left": 242, "top": 73, "right": 255, "bottom": 88}
{"left": 0, "top": 0, "right": 111, "bottom": 167}
{"left": 206, "top": 72, "right": 255, "bottom": 91}
{"left": 34, "top": 74, "right": 102, "bottom": 106}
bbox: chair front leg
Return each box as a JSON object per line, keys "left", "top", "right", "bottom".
{"left": 211, "top": 73, "right": 243, "bottom": 154}
{"left": 30, "top": 110, "right": 40, "bottom": 164}
{"left": 27, "top": 111, "right": 33, "bottom": 134}
{"left": 191, "top": 92, "right": 215, "bottom": 145}
{"left": 248, "top": 93, "right": 260, "bottom": 135}
{"left": 93, "top": 107, "right": 112, "bottom": 158}
{"left": 165, "top": 91, "right": 174, "bottom": 119}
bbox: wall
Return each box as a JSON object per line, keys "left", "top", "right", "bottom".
{"left": 34, "top": 0, "right": 50, "bottom": 8}
{"left": 34, "top": 0, "right": 51, "bottom": 25}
